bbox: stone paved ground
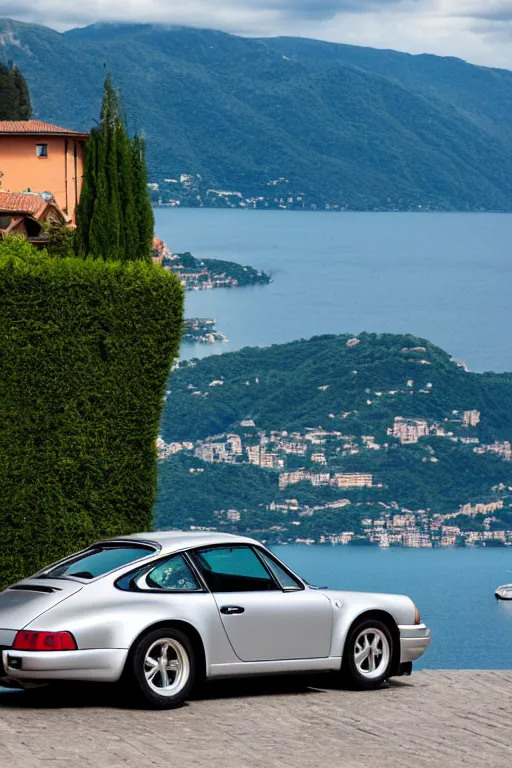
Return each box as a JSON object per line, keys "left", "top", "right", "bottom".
{"left": 0, "top": 671, "right": 511, "bottom": 768}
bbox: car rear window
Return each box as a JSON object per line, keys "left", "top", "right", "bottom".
{"left": 39, "top": 545, "right": 155, "bottom": 580}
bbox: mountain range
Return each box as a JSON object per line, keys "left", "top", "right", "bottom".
{"left": 2, "top": 19, "right": 512, "bottom": 209}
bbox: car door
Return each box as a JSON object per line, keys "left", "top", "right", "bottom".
{"left": 190, "top": 545, "right": 333, "bottom": 662}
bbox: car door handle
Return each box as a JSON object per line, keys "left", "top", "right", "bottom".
{"left": 220, "top": 605, "right": 245, "bottom": 615}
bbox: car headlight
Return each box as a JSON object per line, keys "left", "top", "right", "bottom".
{"left": 414, "top": 604, "right": 421, "bottom": 625}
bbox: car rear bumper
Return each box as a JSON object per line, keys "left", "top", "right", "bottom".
{"left": 398, "top": 624, "right": 431, "bottom": 663}
{"left": 1, "top": 648, "right": 128, "bottom": 683}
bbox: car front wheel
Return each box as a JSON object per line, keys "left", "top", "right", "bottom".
{"left": 128, "top": 628, "right": 196, "bottom": 709}
{"left": 341, "top": 619, "right": 394, "bottom": 690}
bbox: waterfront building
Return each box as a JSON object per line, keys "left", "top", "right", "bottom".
{"left": 0, "top": 120, "right": 88, "bottom": 222}
{"left": 333, "top": 473, "right": 373, "bottom": 488}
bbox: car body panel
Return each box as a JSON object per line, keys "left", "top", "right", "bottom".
{"left": 0, "top": 531, "right": 431, "bottom": 687}
{"left": 26, "top": 580, "right": 237, "bottom": 667}
{"left": 0, "top": 580, "right": 83, "bottom": 630}
{"left": 93, "top": 532, "right": 258, "bottom": 556}
{"left": 209, "top": 656, "right": 341, "bottom": 678}
{"left": 397, "top": 624, "right": 431, "bottom": 662}
{"left": 2, "top": 648, "right": 128, "bottom": 682}
{"left": 212, "top": 589, "right": 333, "bottom": 661}
{"left": 323, "top": 589, "right": 416, "bottom": 654}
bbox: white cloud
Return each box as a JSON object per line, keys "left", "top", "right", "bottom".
{"left": 2, "top": 0, "right": 512, "bottom": 68}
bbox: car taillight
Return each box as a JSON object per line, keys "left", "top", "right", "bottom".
{"left": 13, "top": 631, "right": 77, "bottom": 651}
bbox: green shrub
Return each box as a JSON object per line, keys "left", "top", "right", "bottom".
{"left": 0, "top": 238, "right": 183, "bottom": 587}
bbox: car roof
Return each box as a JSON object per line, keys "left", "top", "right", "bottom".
{"left": 101, "top": 530, "right": 260, "bottom": 555}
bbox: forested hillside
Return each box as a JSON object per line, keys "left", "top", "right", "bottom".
{"left": 2, "top": 19, "right": 512, "bottom": 209}
{"left": 156, "top": 334, "right": 512, "bottom": 541}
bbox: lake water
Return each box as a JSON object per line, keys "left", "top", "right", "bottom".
{"left": 155, "top": 208, "right": 512, "bottom": 670}
{"left": 154, "top": 208, "right": 512, "bottom": 372}
{"left": 272, "top": 545, "right": 512, "bottom": 670}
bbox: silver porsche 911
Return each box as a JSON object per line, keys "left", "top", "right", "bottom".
{"left": 0, "top": 532, "right": 431, "bottom": 708}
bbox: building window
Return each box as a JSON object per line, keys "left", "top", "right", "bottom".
{"left": 36, "top": 144, "right": 48, "bottom": 158}
{"left": 0, "top": 216, "right": 12, "bottom": 229}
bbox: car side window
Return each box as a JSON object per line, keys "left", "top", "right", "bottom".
{"left": 256, "top": 551, "right": 304, "bottom": 591}
{"left": 117, "top": 554, "right": 201, "bottom": 592}
{"left": 146, "top": 555, "right": 200, "bottom": 591}
{"left": 193, "top": 546, "right": 278, "bottom": 593}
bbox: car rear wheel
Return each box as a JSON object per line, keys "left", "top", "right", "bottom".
{"left": 341, "top": 618, "right": 394, "bottom": 690}
{"left": 128, "top": 628, "right": 196, "bottom": 709}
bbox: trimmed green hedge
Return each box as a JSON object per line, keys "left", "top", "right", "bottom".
{"left": 0, "top": 238, "right": 183, "bottom": 587}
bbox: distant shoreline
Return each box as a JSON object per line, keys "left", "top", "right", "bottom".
{"left": 154, "top": 205, "right": 512, "bottom": 215}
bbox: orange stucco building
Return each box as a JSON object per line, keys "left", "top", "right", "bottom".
{"left": 0, "top": 121, "right": 89, "bottom": 222}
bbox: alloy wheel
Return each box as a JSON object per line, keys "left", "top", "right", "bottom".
{"left": 353, "top": 627, "right": 390, "bottom": 680}
{"left": 143, "top": 637, "right": 190, "bottom": 697}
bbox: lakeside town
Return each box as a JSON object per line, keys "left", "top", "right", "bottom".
{"left": 148, "top": 174, "right": 461, "bottom": 213}
{"left": 157, "top": 394, "right": 512, "bottom": 547}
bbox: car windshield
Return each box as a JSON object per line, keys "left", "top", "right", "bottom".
{"left": 39, "top": 545, "right": 156, "bottom": 580}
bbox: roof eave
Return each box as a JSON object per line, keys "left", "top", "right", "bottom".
{"left": 0, "top": 131, "right": 89, "bottom": 139}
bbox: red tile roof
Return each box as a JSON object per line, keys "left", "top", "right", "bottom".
{"left": 0, "top": 190, "right": 52, "bottom": 218}
{"left": 0, "top": 120, "right": 89, "bottom": 137}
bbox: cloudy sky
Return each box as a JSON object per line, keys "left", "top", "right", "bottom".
{"left": 3, "top": 0, "right": 512, "bottom": 69}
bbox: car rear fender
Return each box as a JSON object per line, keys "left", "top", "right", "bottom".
{"left": 25, "top": 584, "right": 239, "bottom": 669}
{"left": 125, "top": 619, "right": 207, "bottom": 680}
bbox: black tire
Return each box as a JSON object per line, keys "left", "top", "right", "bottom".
{"left": 341, "top": 618, "right": 394, "bottom": 690}
{"left": 127, "top": 627, "right": 196, "bottom": 709}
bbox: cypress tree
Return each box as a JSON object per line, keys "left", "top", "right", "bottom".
{"left": 0, "top": 64, "right": 15, "bottom": 119}
{"left": 0, "top": 63, "right": 31, "bottom": 120}
{"left": 87, "top": 75, "right": 121, "bottom": 261}
{"left": 75, "top": 74, "right": 154, "bottom": 262}
{"left": 88, "top": 133, "right": 116, "bottom": 260}
{"left": 117, "top": 123, "right": 138, "bottom": 261}
{"left": 12, "top": 66, "right": 32, "bottom": 120}
{"left": 75, "top": 130, "right": 98, "bottom": 256}
{"left": 132, "top": 134, "right": 155, "bottom": 263}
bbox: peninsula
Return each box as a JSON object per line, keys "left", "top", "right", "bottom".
{"left": 153, "top": 239, "right": 271, "bottom": 291}
{"left": 182, "top": 318, "right": 228, "bottom": 345}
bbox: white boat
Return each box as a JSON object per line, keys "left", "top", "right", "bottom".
{"left": 495, "top": 584, "right": 512, "bottom": 600}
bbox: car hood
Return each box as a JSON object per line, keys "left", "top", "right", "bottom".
{"left": 0, "top": 579, "right": 83, "bottom": 631}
